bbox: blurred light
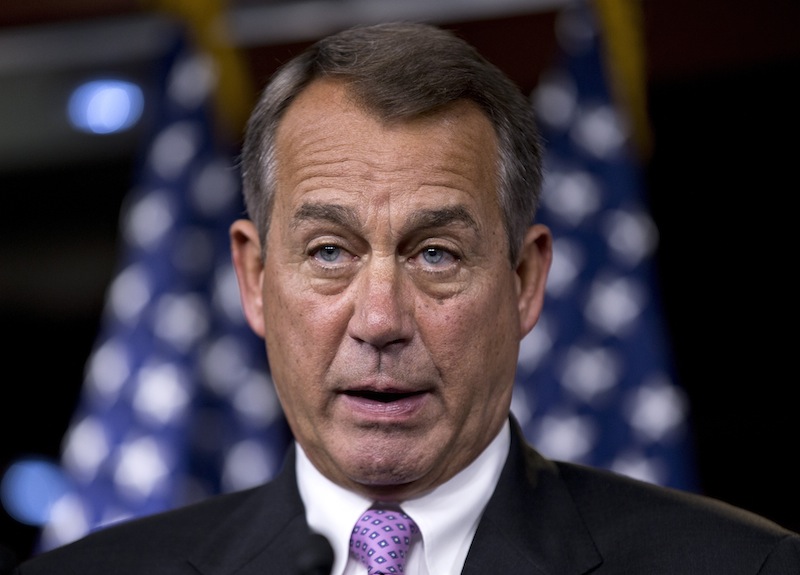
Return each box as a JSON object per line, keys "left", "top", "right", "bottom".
{"left": 1, "top": 457, "right": 70, "bottom": 526}
{"left": 68, "top": 79, "right": 144, "bottom": 134}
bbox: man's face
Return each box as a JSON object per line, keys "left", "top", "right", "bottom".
{"left": 236, "top": 78, "right": 550, "bottom": 500}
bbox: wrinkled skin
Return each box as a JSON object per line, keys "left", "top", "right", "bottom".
{"left": 231, "top": 78, "right": 552, "bottom": 501}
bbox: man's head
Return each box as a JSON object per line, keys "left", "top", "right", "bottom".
{"left": 240, "top": 21, "right": 543, "bottom": 265}
{"left": 231, "top": 22, "right": 552, "bottom": 500}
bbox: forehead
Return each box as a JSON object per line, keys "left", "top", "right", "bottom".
{"left": 271, "top": 78, "right": 502, "bottom": 226}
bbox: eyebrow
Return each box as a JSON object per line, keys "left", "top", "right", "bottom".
{"left": 405, "top": 205, "right": 478, "bottom": 233}
{"left": 293, "top": 203, "right": 359, "bottom": 229}
{"left": 292, "top": 202, "right": 479, "bottom": 234}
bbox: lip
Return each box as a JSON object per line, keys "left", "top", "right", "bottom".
{"left": 339, "top": 388, "right": 430, "bottom": 420}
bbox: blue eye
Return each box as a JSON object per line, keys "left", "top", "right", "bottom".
{"left": 422, "top": 247, "right": 446, "bottom": 264}
{"left": 316, "top": 245, "right": 341, "bottom": 262}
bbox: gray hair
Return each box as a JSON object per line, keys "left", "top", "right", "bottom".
{"left": 240, "top": 21, "right": 543, "bottom": 264}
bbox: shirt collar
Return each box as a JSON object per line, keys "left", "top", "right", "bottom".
{"left": 296, "top": 419, "right": 511, "bottom": 575}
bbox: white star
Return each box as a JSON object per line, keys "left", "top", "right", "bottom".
{"left": 532, "top": 69, "right": 577, "bottom": 130}
{"left": 213, "top": 262, "right": 249, "bottom": 324}
{"left": 149, "top": 120, "right": 202, "bottom": 181}
{"left": 123, "top": 190, "right": 174, "bottom": 250}
{"left": 547, "top": 237, "right": 585, "bottom": 297}
{"left": 190, "top": 157, "right": 239, "bottom": 216}
{"left": 222, "top": 440, "right": 276, "bottom": 492}
{"left": 602, "top": 208, "right": 659, "bottom": 267}
{"left": 113, "top": 436, "right": 171, "bottom": 501}
{"left": 168, "top": 52, "right": 217, "bottom": 111}
{"left": 38, "top": 493, "right": 92, "bottom": 550}
{"left": 132, "top": 362, "right": 191, "bottom": 425}
{"left": 233, "top": 371, "right": 282, "bottom": 427}
{"left": 572, "top": 102, "right": 628, "bottom": 159}
{"left": 85, "top": 338, "right": 130, "bottom": 403}
{"left": 109, "top": 263, "right": 151, "bottom": 324}
{"left": 534, "top": 413, "right": 597, "bottom": 462}
{"left": 61, "top": 416, "right": 109, "bottom": 482}
{"left": 624, "top": 375, "right": 688, "bottom": 442}
{"left": 542, "top": 168, "right": 601, "bottom": 227}
{"left": 152, "top": 292, "right": 210, "bottom": 352}
{"left": 584, "top": 275, "right": 645, "bottom": 336}
{"left": 517, "top": 317, "right": 553, "bottom": 372}
{"left": 560, "top": 345, "right": 620, "bottom": 403}
{"left": 611, "top": 453, "right": 666, "bottom": 485}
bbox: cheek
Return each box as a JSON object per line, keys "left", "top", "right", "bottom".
{"left": 421, "top": 281, "right": 520, "bottom": 380}
{"left": 262, "top": 271, "right": 347, "bottom": 373}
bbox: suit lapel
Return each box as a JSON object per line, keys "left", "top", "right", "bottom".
{"left": 462, "top": 417, "right": 602, "bottom": 574}
{"left": 187, "top": 445, "right": 318, "bottom": 575}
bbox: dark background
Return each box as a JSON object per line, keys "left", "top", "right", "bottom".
{"left": 1, "top": 0, "right": 799, "bottom": 565}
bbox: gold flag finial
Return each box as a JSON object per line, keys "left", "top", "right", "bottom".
{"left": 592, "top": 0, "right": 652, "bottom": 160}
{"left": 145, "top": 0, "right": 254, "bottom": 143}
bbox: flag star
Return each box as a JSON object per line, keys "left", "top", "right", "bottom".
{"left": 624, "top": 376, "right": 688, "bottom": 441}
{"left": 532, "top": 69, "right": 577, "bottom": 129}
{"left": 602, "top": 208, "right": 658, "bottom": 267}
{"left": 517, "top": 318, "right": 553, "bottom": 372}
{"left": 214, "top": 262, "right": 250, "bottom": 324}
{"left": 542, "top": 169, "right": 601, "bottom": 226}
{"left": 61, "top": 416, "right": 110, "bottom": 481}
{"left": 152, "top": 292, "right": 210, "bottom": 352}
{"left": 547, "top": 237, "right": 585, "bottom": 296}
{"left": 109, "top": 263, "right": 152, "bottom": 324}
{"left": 534, "top": 413, "right": 597, "bottom": 461}
{"left": 39, "top": 493, "right": 92, "bottom": 552}
{"left": 132, "top": 362, "right": 191, "bottom": 425}
{"left": 560, "top": 345, "right": 620, "bottom": 403}
{"left": 222, "top": 439, "right": 276, "bottom": 492}
{"left": 571, "top": 103, "right": 628, "bottom": 159}
{"left": 232, "top": 372, "right": 282, "bottom": 426}
{"left": 584, "top": 275, "right": 645, "bottom": 336}
{"left": 168, "top": 52, "right": 217, "bottom": 111}
{"left": 190, "top": 157, "right": 240, "bottom": 215}
{"left": 200, "top": 334, "right": 252, "bottom": 395}
{"left": 611, "top": 453, "right": 666, "bottom": 485}
{"left": 113, "top": 437, "right": 171, "bottom": 500}
{"left": 85, "top": 338, "right": 130, "bottom": 402}
{"left": 149, "top": 120, "right": 202, "bottom": 180}
{"left": 123, "top": 190, "right": 174, "bottom": 250}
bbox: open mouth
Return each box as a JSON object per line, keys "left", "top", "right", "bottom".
{"left": 344, "top": 390, "right": 423, "bottom": 403}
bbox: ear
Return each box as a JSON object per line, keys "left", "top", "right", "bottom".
{"left": 230, "top": 218, "right": 267, "bottom": 338}
{"left": 515, "top": 223, "right": 553, "bottom": 337}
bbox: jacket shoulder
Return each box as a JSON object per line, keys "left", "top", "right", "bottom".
{"left": 14, "top": 485, "right": 268, "bottom": 575}
{"left": 555, "top": 459, "right": 800, "bottom": 573}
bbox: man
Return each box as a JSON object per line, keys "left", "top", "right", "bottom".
{"left": 14, "top": 21, "right": 800, "bottom": 575}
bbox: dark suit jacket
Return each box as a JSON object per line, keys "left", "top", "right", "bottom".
{"left": 14, "top": 417, "right": 800, "bottom": 574}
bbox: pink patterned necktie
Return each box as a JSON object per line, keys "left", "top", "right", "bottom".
{"left": 350, "top": 506, "right": 420, "bottom": 574}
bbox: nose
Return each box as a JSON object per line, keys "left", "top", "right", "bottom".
{"left": 348, "top": 256, "right": 413, "bottom": 350}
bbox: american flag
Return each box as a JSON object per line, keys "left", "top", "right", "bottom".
{"left": 40, "top": 1, "right": 696, "bottom": 551}
{"left": 38, "top": 29, "right": 290, "bottom": 551}
{"left": 512, "top": 1, "right": 696, "bottom": 491}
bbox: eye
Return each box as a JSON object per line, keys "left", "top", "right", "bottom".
{"left": 315, "top": 244, "right": 342, "bottom": 263}
{"left": 413, "top": 245, "right": 458, "bottom": 270}
{"left": 422, "top": 247, "right": 447, "bottom": 265}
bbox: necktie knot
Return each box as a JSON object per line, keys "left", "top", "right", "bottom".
{"left": 350, "top": 505, "right": 419, "bottom": 574}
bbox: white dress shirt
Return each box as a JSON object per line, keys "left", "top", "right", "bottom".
{"left": 296, "top": 419, "right": 511, "bottom": 575}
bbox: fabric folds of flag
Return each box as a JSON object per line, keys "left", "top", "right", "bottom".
{"left": 512, "top": 1, "right": 697, "bottom": 491}
{"left": 38, "top": 28, "right": 291, "bottom": 551}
